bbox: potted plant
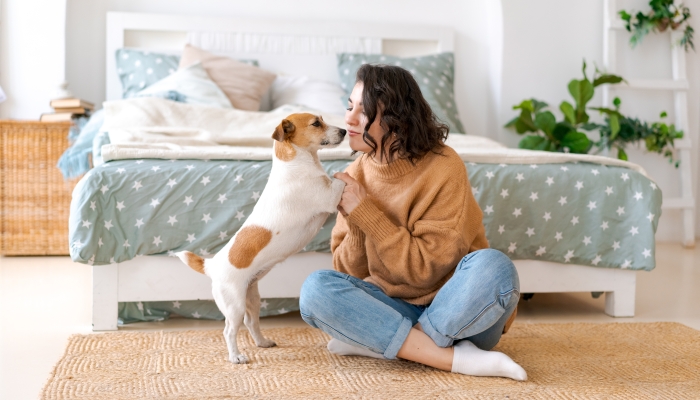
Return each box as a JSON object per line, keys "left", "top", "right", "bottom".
{"left": 619, "top": 0, "right": 694, "bottom": 52}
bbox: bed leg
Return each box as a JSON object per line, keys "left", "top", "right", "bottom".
{"left": 93, "top": 264, "right": 119, "bottom": 331}
{"left": 603, "top": 271, "right": 636, "bottom": 317}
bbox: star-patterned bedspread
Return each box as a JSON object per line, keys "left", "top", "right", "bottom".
{"left": 69, "top": 158, "right": 661, "bottom": 271}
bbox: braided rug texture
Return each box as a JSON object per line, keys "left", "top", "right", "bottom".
{"left": 41, "top": 322, "right": 700, "bottom": 399}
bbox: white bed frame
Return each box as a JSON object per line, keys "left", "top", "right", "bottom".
{"left": 92, "top": 12, "right": 637, "bottom": 331}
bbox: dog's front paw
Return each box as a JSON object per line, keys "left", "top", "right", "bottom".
{"left": 229, "top": 353, "right": 249, "bottom": 364}
{"left": 256, "top": 338, "right": 277, "bottom": 348}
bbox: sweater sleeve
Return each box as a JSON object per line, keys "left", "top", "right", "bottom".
{"left": 346, "top": 169, "right": 475, "bottom": 292}
{"left": 331, "top": 211, "right": 369, "bottom": 278}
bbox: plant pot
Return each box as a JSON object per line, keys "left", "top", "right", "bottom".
{"left": 657, "top": 18, "right": 670, "bottom": 32}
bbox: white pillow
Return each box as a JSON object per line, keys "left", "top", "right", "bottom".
{"left": 270, "top": 76, "right": 347, "bottom": 116}
{"left": 137, "top": 62, "right": 233, "bottom": 109}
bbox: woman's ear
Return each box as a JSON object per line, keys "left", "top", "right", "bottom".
{"left": 272, "top": 119, "right": 296, "bottom": 141}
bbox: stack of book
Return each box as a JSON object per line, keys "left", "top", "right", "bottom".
{"left": 40, "top": 98, "right": 94, "bottom": 122}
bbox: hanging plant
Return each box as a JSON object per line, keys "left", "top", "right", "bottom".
{"left": 619, "top": 0, "right": 694, "bottom": 52}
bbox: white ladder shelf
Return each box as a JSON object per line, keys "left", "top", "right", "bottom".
{"left": 603, "top": 0, "right": 696, "bottom": 247}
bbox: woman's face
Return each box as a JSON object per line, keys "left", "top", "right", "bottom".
{"left": 345, "top": 82, "right": 388, "bottom": 157}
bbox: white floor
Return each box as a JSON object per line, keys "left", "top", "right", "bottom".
{"left": 1, "top": 242, "right": 698, "bottom": 400}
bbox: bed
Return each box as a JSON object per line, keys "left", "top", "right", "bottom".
{"left": 70, "top": 12, "right": 661, "bottom": 331}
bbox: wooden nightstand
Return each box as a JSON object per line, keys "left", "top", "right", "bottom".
{"left": 0, "top": 121, "right": 77, "bottom": 255}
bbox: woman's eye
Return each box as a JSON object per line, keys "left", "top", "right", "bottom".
{"left": 346, "top": 107, "right": 353, "bottom": 111}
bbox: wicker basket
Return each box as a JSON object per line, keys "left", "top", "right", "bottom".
{"left": 0, "top": 121, "right": 77, "bottom": 255}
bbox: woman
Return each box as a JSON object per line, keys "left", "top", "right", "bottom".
{"left": 299, "top": 64, "right": 526, "bottom": 381}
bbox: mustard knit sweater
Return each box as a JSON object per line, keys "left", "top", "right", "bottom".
{"left": 331, "top": 145, "right": 489, "bottom": 305}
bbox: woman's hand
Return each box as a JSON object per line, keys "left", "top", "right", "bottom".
{"left": 334, "top": 172, "right": 367, "bottom": 216}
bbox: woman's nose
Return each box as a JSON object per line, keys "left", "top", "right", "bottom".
{"left": 345, "top": 109, "right": 358, "bottom": 126}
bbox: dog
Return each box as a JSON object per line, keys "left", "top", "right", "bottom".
{"left": 176, "top": 113, "right": 346, "bottom": 364}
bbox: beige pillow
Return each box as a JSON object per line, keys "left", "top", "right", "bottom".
{"left": 178, "top": 44, "right": 276, "bottom": 111}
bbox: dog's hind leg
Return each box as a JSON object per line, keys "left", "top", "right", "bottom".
{"left": 214, "top": 281, "right": 249, "bottom": 364}
{"left": 244, "top": 281, "right": 277, "bottom": 348}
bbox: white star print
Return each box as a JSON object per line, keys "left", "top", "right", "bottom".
{"left": 252, "top": 164, "right": 260, "bottom": 168}
{"left": 192, "top": 311, "right": 201, "bottom": 318}
{"left": 252, "top": 191, "right": 261, "bottom": 200}
{"left": 202, "top": 213, "right": 212, "bottom": 223}
{"left": 545, "top": 177, "right": 554, "bottom": 186}
{"left": 516, "top": 173, "right": 525, "bottom": 182}
{"left": 601, "top": 221, "right": 609, "bottom": 230}
{"left": 116, "top": 167, "right": 126, "bottom": 174}
{"left": 629, "top": 226, "right": 639, "bottom": 236}
{"left": 217, "top": 194, "right": 228, "bottom": 204}
{"left": 564, "top": 250, "right": 574, "bottom": 263}
{"left": 183, "top": 196, "right": 194, "bottom": 206}
{"left": 219, "top": 165, "right": 227, "bottom": 169}
{"left": 591, "top": 169, "right": 599, "bottom": 176}
{"left": 485, "top": 171, "right": 495, "bottom": 179}
{"left": 498, "top": 225, "right": 505, "bottom": 234}
{"left": 123, "top": 239, "right": 130, "bottom": 248}
{"left": 605, "top": 186, "right": 613, "bottom": 195}
{"left": 90, "top": 201, "right": 96, "bottom": 211}
{"left": 512, "top": 208, "right": 522, "bottom": 217}
{"left": 529, "top": 164, "right": 538, "bottom": 169}
{"left": 116, "top": 201, "right": 125, "bottom": 211}
{"left": 558, "top": 196, "right": 567, "bottom": 206}
{"left": 98, "top": 238, "right": 103, "bottom": 248}
{"left": 555, "top": 232, "right": 563, "bottom": 241}
{"left": 234, "top": 175, "right": 244, "bottom": 183}
{"left": 104, "top": 220, "right": 113, "bottom": 230}
{"left": 525, "top": 227, "right": 535, "bottom": 237}
{"left": 167, "top": 216, "right": 178, "bottom": 226}
{"left": 560, "top": 166, "right": 569, "bottom": 171}
{"left": 591, "top": 255, "right": 602, "bottom": 266}
{"left": 612, "top": 241, "right": 621, "bottom": 250}
{"left": 642, "top": 248, "right": 651, "bottom": 258}
{"left": 633, "top": 192, "right": 643, "bottom": 201}
{"left": 484, "top": 205, "right": 494, "bottom": 215}
{"left": 587, "top": 201, "right": 597, "bottom": 211}
{"left": 260, "top": 300, "right": 269, "bottom": 309}
{"left": 278, "top": 308, "right": 288, "bottom": 314}
{"left": 621, "top": 173, "right": 629, "bottom": 181}
{"left": 471, "top": 186, "right": 480, "bottom": 196}
{"left": 575, "top": 181, "right": 584, "bottom": 190}
{"left": 571, "top": 216, "right": 579, "bottom": 225}
{"left": 72, "top": 240, "right": 83, "bottom": 248}
{"left": 136, "top": 160, "right": 144, "bottom": 164}
{"left": 167, "top": 179, "right": 177, "bottom": 188}
{"left": 529, "top": 192, "right": 539, "bottom": 201}
{"left": 167, "top": 250, "right": 176, "bottom": 257}
{"left": 82, "top": 220, "right": 92, "bottom": 228}
{"left": 650, "top": 182, "right": 657, "bottom": 190}
{"left": 109, "top": 257, "right": 116, "bottom": 264}
{"left": 186, "top": 234, "right": 196, "bottom": 243}
{"left": 199, "top": 248, "right": 211, "bottom": 256}
{"left": 132, "top": 181, "right": 143, "bottom": 191}
{"left": 135, "top": 218, "right": 144, "bottom": 228}
{"left": 219, "top": 231, "right": 228, "bottom": 240}
{"left": 499, "top": 163, "right": 506, "bottom": 168}
{"left": 616, "top": 206, "right": 625, "bottom": 216}
{"left": 151, "top": 166, "right": 160, "bottom": 172}
{"left": 621, "top": 259, "right": 631, "bottom": 269}
{"left": 543, "top": 212, "right": 552, "bottom": 221}
{"left": 508, "top": 242, "right": 517, "bottom": 253}
{"left": 172, "top": 301, "right": 181, "bottom": 309}
{"left": 582, "top": 236, "right": 592, "bottom": 245}
{"left": 235, "top": 211, "right": 245, "bottom": 221}
{"left": 201, "top": 176, "right": 211, "bottom": 186}
{"left": 500, "top": 189, "right": 509, "bottom": 199}
{"left": 150, "top": 199, "right": 160, "bottom": 208}
{"left": 185, "top": 165, "right": 194, "bottom": 171}
{"left": 535, "top": 246, "right": 546, "bottom": 256}
{"left": 100, "top": 185, "right": 109, "bottom": 194}
{"left": 153, "top": 236, "right": 162, "bottom": 246}
{"left": 646, "top": 213, "right": 655, "bottom": 222}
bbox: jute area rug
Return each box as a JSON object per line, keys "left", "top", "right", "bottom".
{"left": 41, "top": 322, "right": 700, "bottom": 399}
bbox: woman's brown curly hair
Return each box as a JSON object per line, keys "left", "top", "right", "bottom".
{"left": 355, "top": 63, "right": 449, "bottom": 164}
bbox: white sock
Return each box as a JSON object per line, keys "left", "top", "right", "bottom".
{"left": 327, "top": 338, "right": 386, "bottom": 359}
{"left": 451, "top": 340, "right": 527, "bottom": 381}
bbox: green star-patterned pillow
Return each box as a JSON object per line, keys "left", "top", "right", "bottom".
{"left": 336, "top": 52, "right": 465, "bottom": 134}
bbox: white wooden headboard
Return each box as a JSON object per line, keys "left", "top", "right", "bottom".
{"left": 106, "top": 12, "right": 455, "bottom": 101}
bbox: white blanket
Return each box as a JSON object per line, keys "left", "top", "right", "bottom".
{"left": 101, "top": 98, "right": 650, "bottom": 177}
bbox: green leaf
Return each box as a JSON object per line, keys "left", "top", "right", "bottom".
{"left": 613, "top": 97, "right": 621, "bottom": 108}
{"left": 517, "top": 109, "right": 538, "bottom": 133}
{"left": 561, "top": 131, "right": 591, "bottom": 154}
{"left": 504, "top": 116, "right": 519, "bottom": 128}
{"left": 580, "top": 123, "right": 599, "bottom": 131}
{"left": 609, "top": 114, "right": 620, "bottom": 140}
{"left": 519, "top": 135, "right": 546, "bottom": 150}
{"left": 660, "top": 111, "right": 667, "bottom": 119}
{"left": 617, "top": 147, "right": 628, "bottom": 161}
{"left": 568, "top": 79, "right": 594, "bottom": 123}
{"left": 559, "top": 101, "right": 576, "bottom": 125}
{"left": 513, "top": 99, "right": 534, "bottom": 112}
{"left": 552, "top": 122, "right": 574, "bottom": 141}
{"left": 534, "top": 111, "right": 556, "bottom": 136}
{"left": 592, "top": 74, "right": 624, "bottom": 87}
{"left": 532, "top": 99, "right": 549, "bottom": 113}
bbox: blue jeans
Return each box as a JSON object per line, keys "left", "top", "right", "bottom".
{"left": 299, "top": 248, "right": 520, "bottom": 360}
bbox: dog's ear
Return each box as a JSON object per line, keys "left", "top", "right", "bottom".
{"left": 272, "top": 119, "right": 296, "bottom": 142}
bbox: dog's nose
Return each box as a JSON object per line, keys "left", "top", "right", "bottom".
{"left": 339, "top": 129, "right": 347, "bottom": 136}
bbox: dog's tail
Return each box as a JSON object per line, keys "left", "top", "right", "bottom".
{"left": 175, "top": 251, "right": 206, "bottom": 274}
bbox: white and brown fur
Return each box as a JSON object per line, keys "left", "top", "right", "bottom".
{"left": 176, "top": 113, "right": 346, "bottom": 364}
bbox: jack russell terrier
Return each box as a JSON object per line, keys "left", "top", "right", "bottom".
{"left": 176, "top": 113, "right": 347, "bottom": 364}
